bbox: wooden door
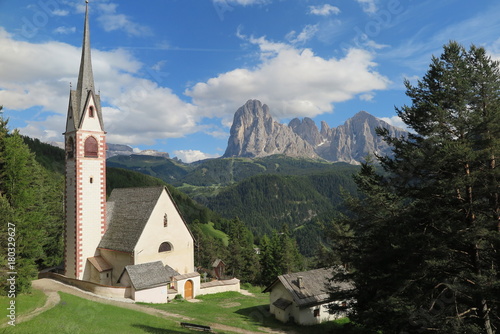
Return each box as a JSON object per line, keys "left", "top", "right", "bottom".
{"left": 184, "top": 280, "right": 193, "bottom": 300}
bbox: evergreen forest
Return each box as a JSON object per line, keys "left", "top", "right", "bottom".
{"left": 326, "top": 42, "right": 500, "bottom": 333}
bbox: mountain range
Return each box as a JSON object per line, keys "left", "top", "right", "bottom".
{"left": 224, "top": 99, "right": 408, "bottom": 164}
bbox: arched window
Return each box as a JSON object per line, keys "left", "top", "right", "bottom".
{"left": 158, "top": 242, "right": 173, "bottom": 253}
{"left": 66, "top": 136, "right": 75, "bottom": 159}
{"left": 84, "top": 136, "right": 98, "bottom": 157}
{"left": 89, "top": 106, "right": 95, "bottom": 117}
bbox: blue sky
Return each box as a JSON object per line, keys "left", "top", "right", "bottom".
{"left": 1, "top": 0, "right": 500, "bottom": 162}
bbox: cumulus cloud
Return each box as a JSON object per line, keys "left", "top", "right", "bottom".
{"left": 186, "top": 33, "right": 389, "bottom": 121}
{"left": 173, "top": 149, "right": 221, "bottom": 163}
{"left": 0, "top": 27, "right": 198, "bottom": 145}
{"left": 308, "top": 4, "right": 341, "bottom": 16}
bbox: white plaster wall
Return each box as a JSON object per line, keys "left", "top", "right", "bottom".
{"left": 80, "top": 97, "right": 102, "bottom": 131}
{"left": 99, "top": 249, "right": 133, "bottom": 285}
{"left": 295, "top": 303, "right": 337, "bottom": 325}
{"left": 268, "top": 283, "right": 294, "bottom": 323}
{"left": 79, "top": 152, "right": 105, "bottom": 281}
{"left": 198, "top": 280, "right": 240, "bottom": 296}
{"left": 174, "top": 276, "right": 200, "bottom": 299}
{"left": 133, "top": 285, "right": 168, "bottom": 304}
{"left": 134, "top": 190, "right": 195, "bottom": 274}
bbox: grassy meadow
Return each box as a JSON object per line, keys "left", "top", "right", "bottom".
{"left": 1, "top": 286, "right": 369, "bottom": 334}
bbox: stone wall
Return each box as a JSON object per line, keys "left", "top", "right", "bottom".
{"left": 38, "top": 272, "right": 131, "bottom": 299}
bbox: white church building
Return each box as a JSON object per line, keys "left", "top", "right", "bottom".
{"left": 55, "top": 1, "right": 239, "bottom": 303}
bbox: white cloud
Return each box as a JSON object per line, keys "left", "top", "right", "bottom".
{"left": 213, "top": 0, "right": 271, "bottom": 6}
{"left": 173, "top": 150, "right": 221, "bottom": 163}
{"left": 309, "top": 4, "right": 341, "bottom": 16}
{"left": 96, "top": 2, "right": 152, "bottom": 37}
{"left": 53, "top": 9, "right": 69, "bottom": 16}
{"left": 381, "top": 115, "right": 408, "bottom": 131}
{"left": 186, "top": 33, "right": 389, "bottom": 121}
{"left": 359, "top": 93, "right": 375, "bottom": 101}
{"left": 0, "top": 27, "right": 199, "bottom": 146}
{"left": 356, "top": 0, "right": 378, "bottom": 14}
{"left": 53, "top": 26, "right": 76, "bottom": 34}
{"left": 151, "top": 60, "right": 167, "bottom": 71}
{"left": 286, "top": 24, "right": 319, "bottom": 45}
{"left": 365, "top": 39, "right": 389, "bottom": 50}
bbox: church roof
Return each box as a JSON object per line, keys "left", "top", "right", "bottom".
{"left": 125, "top": 261, "right": 170, "bottom": 291}
{"left": 98, "top": 186, "right": 165, "bottom": 253}
{"left": 263, "top": 267, "right": 352, "bottom": 309}
{"left": 164, "top": 265, "right": 181, "bottom": 279}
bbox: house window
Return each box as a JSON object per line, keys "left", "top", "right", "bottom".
{"left": 314, "top": 308, "right": 320, "bottom": 317}
{"left": 164, "top": 213, "right": 168, "bottom": 227}
{"left": 158, "top": 242, "right": 172, "bottom": 253}
{"left": 89, "top": 106, "right": 95, "bottom": 117}
{"left": 84, "top": 136, "right": 98, "bottom": 157}
{"left": 90, "top": 177, "right": 93, "bottom": 184}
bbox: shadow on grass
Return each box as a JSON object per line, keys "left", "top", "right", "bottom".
{"left": 234, "top": 305, "right": 299, "bottom": 332}
{"left": 234, "top": 306, "right": 372, "bottom": 334}
{"left": 131, "top": 324, "right": 189, "bottom": 334}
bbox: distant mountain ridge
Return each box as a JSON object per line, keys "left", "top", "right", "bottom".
{"left": 224, "top": 99, "right": 408, "bottom": 164}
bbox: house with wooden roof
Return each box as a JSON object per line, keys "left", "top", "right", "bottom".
{"left": 263, "top": 268, "right": 351, "bottom": 325}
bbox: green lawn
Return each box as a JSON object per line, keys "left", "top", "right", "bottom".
{"left": 144, "top": 286, "right": 368, "bottom": 334}
{"left": 0, "top": 289, "right": 47, "bottom": 326}
{"left": 3, "top": 287, "right": 370, "bottom": 334}
{"left": 4, "top": 292, "right": 214, "bottom": 334}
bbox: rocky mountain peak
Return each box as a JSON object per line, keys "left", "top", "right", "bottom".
{"left": 288, "top": 117, "right": 322, "bottom": 146}
{"left": 224, "top": 100, "right": 408, "bottom": 164}
{"left": 224, "top": 100, "right": 319, "bottom": 159}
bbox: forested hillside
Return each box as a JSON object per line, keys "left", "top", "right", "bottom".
{"left": 0, "top": 119, "right": 65, "bottom": 294}
{"left": 107, "top": 153, "right": 360, "bottom": 255}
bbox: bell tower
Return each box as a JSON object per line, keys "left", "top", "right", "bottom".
{"left": 64, "top": 0, "right": 106, "bottom": 280}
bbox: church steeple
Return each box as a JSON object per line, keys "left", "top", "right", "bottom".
{"left": 76, "top": 0, "right": 95, "bottom": 100}
{"left": 66, "top": 0, "right": 103, "bottom": 132}
{"left": 64, "top": 0, "right": 107, "bottom": 281}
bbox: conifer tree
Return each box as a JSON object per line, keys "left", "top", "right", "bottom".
{"left": 328, "top": 42, "right": 500, "bottom": 333}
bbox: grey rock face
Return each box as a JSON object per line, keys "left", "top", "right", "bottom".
{"left": 288, "top": 117, "right": 323, "bottom": 146}
{"left": 224, "top": 100, "right": 319, "bottom": 159}
{"left": 224, "top": 100, "right": 407, "bottom": 164}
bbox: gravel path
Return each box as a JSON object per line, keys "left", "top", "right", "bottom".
{"left": 13, "top": 278, "right": 295, "bottom": 334}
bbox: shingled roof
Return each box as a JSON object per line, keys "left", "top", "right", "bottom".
{"left": 124, "top": 261, "right": 170, "bottom": 291}
{"left": 263, "top": 267, "right": 352, "bottom": 309}
{"left": 98, "top": 186, "right": 165, "bottom": 252}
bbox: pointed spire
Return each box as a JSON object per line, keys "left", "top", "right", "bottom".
{"left": 76, "top": 0, "right": 95, "bottom": 100}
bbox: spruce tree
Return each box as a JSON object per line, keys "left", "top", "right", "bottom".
{"left": 328, "top": 42, "right": 500, "bottom": 333}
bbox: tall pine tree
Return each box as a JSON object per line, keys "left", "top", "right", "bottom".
{"left": 328, "top": 42, "right": 500, "bottom": 333}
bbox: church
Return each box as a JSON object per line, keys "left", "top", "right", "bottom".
{"left": 60, "top": 1, "right": 239, "bottom": 303}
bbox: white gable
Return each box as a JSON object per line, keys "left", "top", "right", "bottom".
{"left": 134, "top": 188, "right": 195, "bottom": 275}
{"left": 80, "top": 94, "right": 103, "bottom": 131}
